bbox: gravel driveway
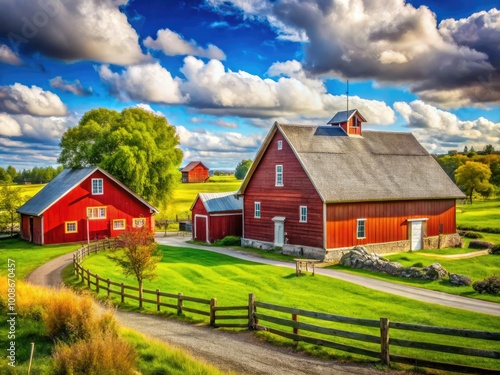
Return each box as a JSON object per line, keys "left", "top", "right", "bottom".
{"left": 26, "top": 252, "right": 402, "bottom": 375}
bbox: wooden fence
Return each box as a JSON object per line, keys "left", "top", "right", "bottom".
{"left": 73, "top": 242, "right": 500, "bottom": 374}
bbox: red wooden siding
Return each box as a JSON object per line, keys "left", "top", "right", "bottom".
{"left": 183, "top": 165, "right": 209, "bottom": 183}
{"left": 338, "top": 115, "right": 362, "bottom": 135}
{"left": 20, "top": 215, "right": 42, "bottom": 244}
{"left": 192, "top": 197, "right": 242, "bottom": 243}
{"left": 326, "top": 199, "right": 456, "bottom": 249}
{"left": 244, "top": 130, "right": 323, "bottom": 248}
{"left": 42, "top": 170, "right": 154, "bottom": 244}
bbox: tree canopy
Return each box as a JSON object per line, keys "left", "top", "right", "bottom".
{"left": 235, "top": 159, "right": 252, "bottom": 180}
{"left": 455, "top": 161, "right": 494, "bottom": 204}
{"left": 58, "top": 108, "right": 183, "bottom": 205}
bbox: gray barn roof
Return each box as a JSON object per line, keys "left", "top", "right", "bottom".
{"left": 238, "top": 123, "right": 465, "bottom": 203}
{"left": 192, "top": 192, "right": 242, "bottom": 213}
{"left": 17, "top": 167, "right": 158, "bottom": 216}
{"left": 327, "top": 109, "right": 366, "bottom": 124}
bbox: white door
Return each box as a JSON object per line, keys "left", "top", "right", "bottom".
{"left": 411, "top": 221, "right": 423, "bottom": 250}
{"left": 274, "top": 221, "right": 284, "bottom": 247}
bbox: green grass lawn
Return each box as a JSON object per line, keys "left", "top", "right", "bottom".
{"left": 9, "top": 183, "right": 45, "bottom": 199}
{"left": 72, "top": 245, "right": 500, "bottom": 371}
{"left": 456, "top": 198, "right": 500, "bottom": 230}
{"left": 0, "top": 238, "right": 78, "bottom": 279}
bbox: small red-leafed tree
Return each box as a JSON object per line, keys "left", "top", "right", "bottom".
{"left": 108, "top": 227, "right": 162, "bottom": 308}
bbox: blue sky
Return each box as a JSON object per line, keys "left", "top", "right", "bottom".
{"left": 0, "top": 0, "right": 499, "bottom": 171}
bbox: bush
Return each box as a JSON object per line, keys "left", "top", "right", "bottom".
{"left": 463, "top": 231, "right": 484, "bottom": 239}
{"left": 473, "top": 276, "right": 500, "bottom": 295}
{"left": 490, "top": 245, "right": 500, "bottom": 255}
{"left": 411, "top": 262, "right": 424, "bottom": 268}
{"left": 44, "top": 289, "right": 118, "bottom": 342}
{"left": 219, "top": 236, "right": 241, "bottom": 246}
{"left": 457, "top": 224, "right": 500, "bottom": 234}
{"left": 52, "top": 331, "right": 136, "bottom": 375}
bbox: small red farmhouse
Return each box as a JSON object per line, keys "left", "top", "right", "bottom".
{"left": 17, "top": 167, "right": 158, "bottom": 245}
{"left": 191, "top": 192, "right": 242, "bottom": 243}
{"left": 181, "top": 161, "right": 209, "bottom": 183}
{"left": 237, "top": 109, "right": 465, "bottom": 261}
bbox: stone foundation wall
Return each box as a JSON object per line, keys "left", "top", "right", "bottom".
{"left": 241, "top": 238, "right": 275, "bottom": 250}
{"left": 423, "top": 233, "right": 462, "bottom": 249}
{"left": 281, "top": 244, "right": 325, "bottom": 260}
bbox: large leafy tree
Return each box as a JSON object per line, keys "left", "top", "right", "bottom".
{"left": 234, "top": 159, "right": 253, "bottom": 180}
{"left": 0, "top": 183, "right": 29, "bottom": 236}
{"left": 58, "top": 108, "right": 183, "bottom": 205}
{"left": 455, "top": 161, "right": 494, "bottom": 204}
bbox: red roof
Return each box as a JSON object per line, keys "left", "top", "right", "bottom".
{"left": 181, "top": 161, "right": 209, "bottom": 172}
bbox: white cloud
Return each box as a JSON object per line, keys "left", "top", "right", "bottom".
{"left": 0, "top": 0, "right": 148, "bottom": 65}
{"left": 14, "top": 114, "right": 77, "bottom": 141}
{"left": 0, "top": 44, "right": 23, "bottom": 65}
{"left": 50, "top": 76, "right": 92, "bottom": 96}
{"left": 0, "top": 113, "right": 22, "bottom": 136}
{"left": 144, "top": 28, "right": 226, "bottom": 60}
{"left": 98, "top": 63, "right": 187, "bottom": 104}
{"left": 394, "top": 100, "right": 500, "bottom": 153}
{"left": 136, "top": 103, "right": 165, "bottom": 117}
{"left": 0, "top": 83, "right": 67, "bottom": 116}
{"left": 215, "top": 119, "right": 239, "bottom": 128}
{"left": 180, "top": 56, "right": 395, "bottom": 124}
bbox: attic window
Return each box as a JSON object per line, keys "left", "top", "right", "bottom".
{"left": 277, "top": 140, "right": 283, "bottom": 150}
{"left": 275, "top": 165, "right": 283, "bottom": 186}
{"left": 353, "top": 117, "right": 359, "bottom": 127}
{"left": 92, "top": 178, "right": 103, "bottom": 195}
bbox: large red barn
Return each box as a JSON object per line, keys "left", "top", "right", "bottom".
{"left": 17, "top": 167, "right": 158, "bottom": 245}
{"left": 191, "top": 192, "right": 242, "bottom": 243}
{"left": 181, "top": 161, "right": 209, "bottom": 183}
{"left": 237, "top": 110, "right": 465, "bottom": 261}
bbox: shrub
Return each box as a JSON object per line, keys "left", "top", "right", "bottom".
{"left": 411, "top": 262, "right": 424, "bottom": 268}
{"left": 490, "top": 245, "right": 500, "bottom": 255}
{"left": 44, "top": 289, "right": 118, "bottom": 342}
{"left": 52, "top": 331, "right": 136, "bottom": 375}
{"left": 463, "top": 231, "right": 484, "bottom": 239}
{"left": 220, "top": 235, "right": 241, "bottom": 246}
{"left": 473, "top": 276, "right": 500, "bottom": 295}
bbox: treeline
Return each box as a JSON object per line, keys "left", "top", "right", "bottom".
{"left": 0, "top": 165, "right": 64, "bottom": 184}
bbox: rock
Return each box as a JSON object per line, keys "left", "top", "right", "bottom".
{"left": 423, "top": 263, "right": 448, "bottom": 280}
{"left": 469, "top": 240, "right": 494, "bottom": 249}
{"left": 449, "top": 273, "right": 472, "bottom": 287}
{"left": 401, "top": 267, "right": 424, "bottom": 279}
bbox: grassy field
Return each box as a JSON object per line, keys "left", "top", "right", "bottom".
{"left": 456, "top": 198, "right": 500, "bottom": 229}
{"left": 9, "top": 183, "right": 45, "bottom": 199}
{"left": 72, "top": 245, "right": 500, "bottom": 370}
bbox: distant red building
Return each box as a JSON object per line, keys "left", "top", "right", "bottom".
{"left": 181, "top": 161, "right": 209, "bottom": 183}
{"left": 237, "top": 110, "right": 465, "bottom": 261}
{"left": 191, "top": 192, "right": 242, "bottom": 243}
{"left": 17, "top": 167, "right": 158, "bottom": 245}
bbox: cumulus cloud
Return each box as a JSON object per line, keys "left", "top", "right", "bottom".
{"left": 394, "top": 100, "right": 500, "bottom": 153}
{"left": 50, "top": 76, "right": 92, "bottom": 96}
{"left": 0, "top": 83, "right": 67, "bottom": 116}
{"left": 0, "top": 44, "right": 23, "bottom": 65}
{"left": 176, "top": 125, "right": 263, "bottom": 168}
{"left": 98, "top": 63, "right": 187, "bottom": 104}
{"left": 206, "top": 0, "right": 500, "bottom": 107}
{"left": 144, "top": 28, "right": 226, "bottom": 60}
{"left": 180, "top": 56, "right": 395, "bottom": 123}
{"left": 0, "top": 113, "right": 22, "bottom": 136}
{"left": 0, "top": 0, "right": 148, "bottom": 65}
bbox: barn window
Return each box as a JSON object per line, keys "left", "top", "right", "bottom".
{"left": 113, "top": 219, "right": 126, "bottom": 230}
{"left": 275, "top": 165, "right": 283, "bottom": 186}
{"left": 357, "top": 219, "right": 366, "bottom": 239}
{"left": 299, "top": 206, "right": 307, "bottom": 223}
{"left": 133, "top": 218, "right": 146, "bottom": 228}
{"left": 65, "top": 221, "right": 77, "bottom": 233}
{"left": 254, "top": 202, "right": 261, "bottom": 218}
{"left": 277, "top": 140, "right": 283, "bottom": 150}
{"left": 87, "top": 206, "right": 106, "bottom": 219}
{"left": 92, "top": 178, "right": 103, "bottom": 195}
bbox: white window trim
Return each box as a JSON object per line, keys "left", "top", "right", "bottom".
{"left": 275, "top": 165, "right": 283, "bottom": 187}
{"left": 299, "top": 206, "right": 307, "bottom": 223}
{"left": 132, "top": 217, "right": 146, "bottom": 228}
{"left": 91, "top": 178, "right": 104, "bottom": 195}
{"left": 357, "top": 218, "right": 366, "bottom": 239}
{"left": 87, "top": 206, "right": 107, "bottom": 220}
{"left": 113, "top": 219, "right": 126, "bottom": 230}
{"left": 254, "top": 202, "right": 261, "bottom": 218}
{"left": 277, "top": 140, "right": 283, "bottom": 150}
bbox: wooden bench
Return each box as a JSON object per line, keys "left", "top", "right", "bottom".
{"left": 294, "top": 259, "right": 321, "bottom": 276}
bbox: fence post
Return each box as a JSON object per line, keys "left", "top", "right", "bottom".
{"left": 86, "top": 269, "right": 90, "bottom": 288}
{"left": 177, "top": 293, "right": 183, "bottom": 315}
{"left": 380, "top": 317, "right": 390, "bottom": 366}
{"left": 248, "top": 293, "right": 255, "bottom": 330}
{"left": 95, "top": 274, "right": 99, "bottom": 294}
{"left": 121, "top": 283, "right": 125, "bottom": 304}
{"left": 156, "top": 289, "right": 161, "bottom": 312}
{"left": 292, "top": 313, "right": 299, "bottom": 338}
{"left": 80, "top": 266, "right": 84, "bottom": 283}
{"left": 210, "top": 298, "right": 217, "bottom": 327}
{"left": 107, "top": 279, "right": 111, "bottom": 298}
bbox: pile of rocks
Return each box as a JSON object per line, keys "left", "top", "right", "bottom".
{"left": 339, "top": 247, "right": 469, "bottom": 285}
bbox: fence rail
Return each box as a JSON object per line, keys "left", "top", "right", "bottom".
{"left": 73, "top": 242, "right": 500, "bottom": 374}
